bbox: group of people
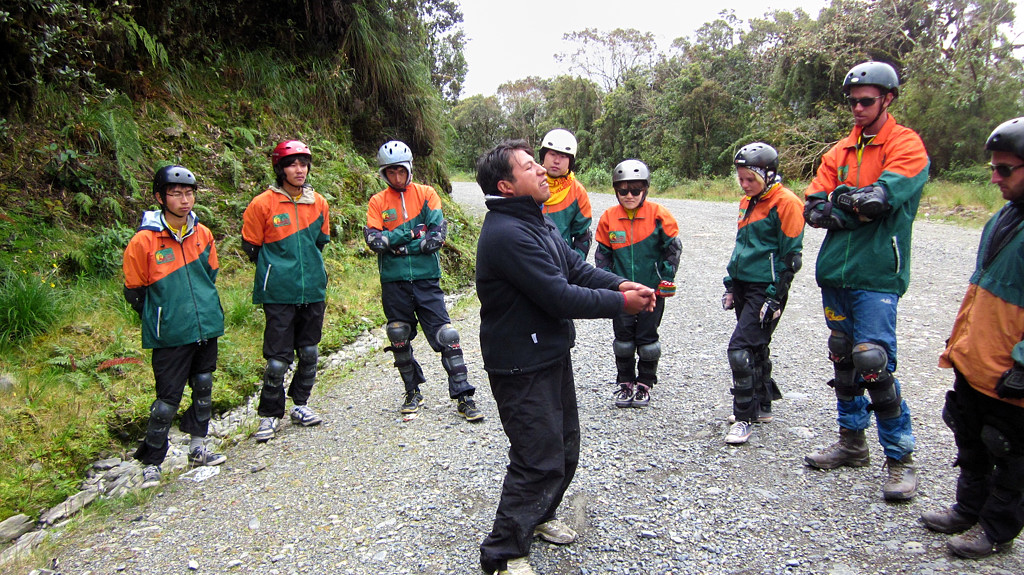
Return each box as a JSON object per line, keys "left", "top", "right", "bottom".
{"left": 120, "top": 58, "right": 1024, "bottom": 575}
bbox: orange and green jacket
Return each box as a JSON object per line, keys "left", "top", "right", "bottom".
{"left": 542, "top": 173, "right": 593, "bottom": 259}
{"left": 940, "top": 202, "right": 1024, "bottom": 408}
{"left": 595, "top": 201, "right": 681, "bottom": 290}
{"left": 123, "top": 210, "right": 224, "bottom": 349}
{"left": 364, "top": 182, "right": 445, "bottom": 283}
{"left": 805, "top": 115, "right": 929, "bottom": 296}
{"left": 241, "top": 185, "right": 330, "bottom": 305}
{"left": 725, "top": 183, "right": 804, "bottom": 291}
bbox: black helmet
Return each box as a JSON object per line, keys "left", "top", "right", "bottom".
{"left": 843, "top": 61, "right": 900, "bottom": 98}
{"left": 985, "top": 117, "right": 1024, "bottom": 159}
{"left": 734, "top": 142, "right": 778, "bottom": 172}
{"left": 153, "top": 165, "right": 197, "bottom": 196}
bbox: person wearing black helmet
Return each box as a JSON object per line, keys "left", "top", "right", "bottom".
{"left": 242, "top": 140, "right": 331, "bottom": 443}
{"left": 923, "top": 117, "right": 1024, "bottom": 559}
{"left": 802, "top": 61, "right": 929, "bottom": 501}
{"left": 721, "top": 143, "right": 804, "bottom": 445}
{"left": 123, "top": 165, "right": 227, "bottom": 488}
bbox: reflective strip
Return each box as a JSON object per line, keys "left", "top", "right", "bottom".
{"left": 262, "top": 264, "right": 273, "bottom": 291}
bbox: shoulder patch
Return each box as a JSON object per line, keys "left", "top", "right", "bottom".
{"left": 837, "top": 165, "right": 849, "bottom": 182}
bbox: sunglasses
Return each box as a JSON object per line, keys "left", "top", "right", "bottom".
{"left": 615, "top": 186, "right": 647, "bottom": 196}
{"left": 846, "top": 96, "right": 883, "bottom": 108}
{"left": 989, "top": 163, "right": 1024, "bottom": 178}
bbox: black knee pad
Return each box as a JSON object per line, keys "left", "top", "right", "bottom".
{"left": 827, "top": 332, "right": 853, "bottom": 363}
{"left": 437, "top": 324, "right": 468, "bottom": 380}
{"left": 386, "top": 321, "right": 413, "bottom": 347}
{"left": 728, "top": 349, "right": 755, "bottom": 397}
{"left": 852, "top": 342, "right": 889, "bottom": 381}
{"left": 637, "top": 342, "right": 661, "bottom": 362}
{"left": 827, "top": 333, "right": 859, "bottom": 400}
{"left": 191, "top": 372, "right": 213, "bottom": 423}
{"left": 263, "top": 359, "right": 289, "bottom": 388}
{"left": 296, "top": 345, "right": 318, "bottom": 377}
{"left": 146, "top": 399, "right": 178, "bottom": 449}
{"left": 613, "top": 339, "right": 635, "bottom": 359}
{"left": 866, "top": 375, "right": 902, "bottom": 420}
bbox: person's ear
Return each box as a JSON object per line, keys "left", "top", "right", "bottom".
{"left": 497, "top": 179, "right": 514, "bottom": 197}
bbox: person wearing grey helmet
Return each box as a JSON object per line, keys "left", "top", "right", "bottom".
{"left": 364, "top": 140, "right": 482, "bottom": 422}
{"left": 924, "top": 117, "right": 1024, "bottom": 559}
{"left": 802, "top": 61, "right": 929, "bottom": 501}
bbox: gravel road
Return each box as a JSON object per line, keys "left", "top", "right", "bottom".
{"left": 44, "top": 182, "right": 1023, "bottom": 575}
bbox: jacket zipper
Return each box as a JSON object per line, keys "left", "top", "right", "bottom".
{"left": 156, "top": 306, "right": 162, "bottom": 339}
{"left": 892, "top": 236, "right": 901, "bottom": 273}
{"left": 263, "top": 263, "right": 273, "bottom": 292}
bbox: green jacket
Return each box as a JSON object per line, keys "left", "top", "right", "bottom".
{"left": 365, "top": 182, "right": 445, "bottom": 283}
{"left": 725, "top": 183, "right": 804, "bottom": 293}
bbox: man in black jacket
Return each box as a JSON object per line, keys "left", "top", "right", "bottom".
{"left": 475, "top": 140, "right": 655, "bottom": 575}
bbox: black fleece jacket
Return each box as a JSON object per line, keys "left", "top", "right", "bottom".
{"left": 476, "top": 195, "right": 627, "bottom": 375}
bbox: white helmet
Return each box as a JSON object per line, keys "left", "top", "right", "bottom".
{"left": 377, "top": 140, "right": 413, "bottom": 188}
{"left": 540, "top": 129, "right": 578, "bottom": 158}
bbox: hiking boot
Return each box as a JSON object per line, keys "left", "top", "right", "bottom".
{"left": 496, "top": 557, "right": 537, "bottom": 575}
{"left": 457, "top": 396, "right": 484, "bottom": 422}
{"left": 921, "top": 506, "right": 976, "bottom": 534}
{"left": 253, "top": 417, "right": 280, "bottom": 443}
{"left": 188, "top": 445, "right": 227, "bottom": 466}
{"left": 804, "top": 427, "right": 870, "bottom": 469}
{"left": 290, "top": 405, "right": 322, "bottom": 427}
{"left": 631, "top": 383, "right": 651, "bottom": 407}
{"left": 725, "top": 420, "right": 753, "bottom": 445}
{"left": 882, "top": 454, "right": 918, "bottom": 501}
{"left": 400, "top": 390, "right": 424, "bottom": 414}
{"left": 534, "top": 518, "right": 577, "bottom": 544}
{"left": 140, "top": 465, "right": 162, "bottom": 489}
{"left": 947, "top": 524, "right": 1014, "bottom": 559}
{"left": 614, "top": 382, "right": 634, "bottom": 408}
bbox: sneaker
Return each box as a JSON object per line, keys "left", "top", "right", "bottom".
{"left": 534, "top": 518, "right": 577, "bottom": 544}
{"left": 290, "top": 405, "right": 322, "bottom": 427}
{"left": 947, "top": 524, "right": 1014, "bottom": 559}
{"left": 882, "top": 455, "right": 918, "bottom": 501}
{"left": 921, "top": 506, "right": 976, "bottom": 534}
{"left": 188, "top": 445, "right": 227, "bottom": 466}
{"left": 140, "top": 465, "right": 162, "bottom": 489}
{"left": 253, "top": 417, "right": 280, "bottom": 443}
{"left": 401, "top": 390, "right": 424, "bottom": 414}
{"left": 614, "top": 382, "right": 634, "bottom": 408}
{"left": 631, "top": 383, "right": 651, "bottom": 407}
{"left": 728, "top": 409, "right": 773, "bottom": 424}
{"left": 725, "top": 420, "right": 753, "bottom": 445}
{"left": 496, "top": 557, "right": 537, "bottom": 575}
{"left": 457, "top": 396, "right": 484, "bottom": 422}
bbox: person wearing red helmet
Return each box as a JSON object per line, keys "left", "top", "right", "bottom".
{"left": 242, "top": 140, "right": 331, "bottom": 442}
{"left": 123, "top": 165, "right": 227, "bottom": 488}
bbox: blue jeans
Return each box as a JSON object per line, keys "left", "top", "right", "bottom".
{"left": 821, "top": 287, "right": 915, "bottom": 459}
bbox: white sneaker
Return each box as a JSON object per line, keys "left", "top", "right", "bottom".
{"left": 290, "top": 405, "right": 322, "bottom": 426}
{"left": 497, "top": 557, "right": 537, "bottom": 575}
{"left": 254, "top": 417, "right": 280, "bottom": 443}
{"left": 725, "top": 421, "right": 753, "bottom": 445}
{"left": 534, "top": 517, "right": 577, "bottom": 544}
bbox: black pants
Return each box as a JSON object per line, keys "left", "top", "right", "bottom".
{"left": 946, "top": 374, "right": 1024, "bottom": 544}
{"left": 612, "top": 296, "right": 665, "bottom": 386}
{"left": 382, "top": 279, "right": 474, "bottom": 398}
{"left": 728, "top": 281, "right": 785, "bottom": 420}
{"left": 135, "top": 339, "right": 218, "bottom": 466}
{"left": 480, "top": 354, "right": 578, "bottom": 572}
{"left": 258, "top": 302, "right": 325, "bottom": 416}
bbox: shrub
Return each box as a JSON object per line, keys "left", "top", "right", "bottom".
{"left": 0, "top": 270, "right": 65, "bottom": 345}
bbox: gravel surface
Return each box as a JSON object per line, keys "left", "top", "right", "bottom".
{"left": 44, "top": 182, "right": 1024, "bottom": 575}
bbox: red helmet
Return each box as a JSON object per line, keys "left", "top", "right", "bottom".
{"left": 271, "top": 140, "right": 312, "bottom": 167}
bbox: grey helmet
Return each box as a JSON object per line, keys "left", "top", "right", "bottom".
{"left": 377, "top": 140, "right": 413, "bottom": 188}
{"left": 985, "top": 117, "right": 1024, "bottom": 159}
{"left": 843, "top": 61, "right": 900, "bottom": 98}
{"left": 152, "top": 165, "right": 197, "bottom": 197}
{"left": 734, "top": 142, "right": 780, "bottom": 187}
{"left": 612, "top": 159, "right": 650, "bottom": 184}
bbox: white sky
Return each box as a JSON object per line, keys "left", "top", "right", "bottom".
{"left": 457, "top": 0, "right": 1023, "bottom": 98}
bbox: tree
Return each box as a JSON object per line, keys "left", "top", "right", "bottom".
{"left": 448, "top": 95, "right": 504, "bottom": 170}
{"left": 497, "top": 77, "right": 550, "bottom": 142}
{"left": 557, "top": 28, "right": 657, "bottom": 91}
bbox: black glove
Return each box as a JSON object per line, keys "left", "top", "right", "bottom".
{"left": 123, "top": 286, "right": 147, "bottom": 315}
{"left": 759, "top": 297, "right": 781, "bottom": 328}
{"left": 241, "top": 239, "right": 261, "bottom": 263}
{"left": 722, "top": 290, "right": 735, "bottom": 310}
{"left": 996, "top": 365, "right": 1024, "bottom": 399}
{"left": 833, "top": 185, "right": 890, "bottom": 220}
{"left": 390, "top": 244, "right": 409, "bottom": 256}
{"left": 411, "top": 223, "right": 427, "bottom": 239}
{"left": 363, "top": 228, "right": 389, "bottom": 253}
{"left": 804, "top": 198, "right": 845, "bottom": 230}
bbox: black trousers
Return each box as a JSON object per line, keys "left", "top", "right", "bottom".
{"left": 612, "top": 296, "right": 665, "bottom": 386}
{"left": 480, "top": 354, "right": 578, "bottom": 572}
{"left": 258, "top": 302, "right": 325, "bottom": 416}
{"left": 135, "top": 339, "right": 218, "bottom": 466}
{"left": 946, "top": 374, "right": 1024, "bottom": 544}
{"left": 727, "top": 281, "right": 785, "bottom": 420}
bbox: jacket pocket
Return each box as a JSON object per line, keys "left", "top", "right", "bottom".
{"left": 156, "top": 306, "right": 163, "bottom": 340}
{"left": 262, "top": 263, "right": 273, "bottom": 292}
{"left": 891, "top": 236, "right": 901, "bottom": 274}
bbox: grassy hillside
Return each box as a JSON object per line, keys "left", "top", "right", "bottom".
{"left": 0, "top": 54, "right": 478, "bottom": 521}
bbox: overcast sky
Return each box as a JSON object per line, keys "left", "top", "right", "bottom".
{"left": 457, "top": 0, "right": 1022, "bottom": 98}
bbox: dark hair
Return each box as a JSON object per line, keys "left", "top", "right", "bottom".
{"left": 274, "top": 154, "right": 312, "bottom": 187}
{"left": 476, "top": 139, "right": 534, "bottom": 196}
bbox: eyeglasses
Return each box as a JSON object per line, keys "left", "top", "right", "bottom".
{"left": 615, "top": 185, "right": 647, "bottom": 196}
{"left": 846, "top": 96, "right": 883, "bottom": 108}
{"left": 989, "top": 163, "right": 1024, "bottom": 178}
{"left": 165, "top": 190, "right": 196, "bottom": 200}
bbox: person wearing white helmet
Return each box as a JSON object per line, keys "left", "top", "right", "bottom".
{"left": 539, "top": 129, "right": 593, "bottom": 259}
{"left": 364, "top": 140, "right": 482, "bottom": 422}
{"left": 923, "top": 117, "right": 1024, "bottom": 559}
{"left": 596, "top": 159, "right": 681, "bottom": 409}
{"left": 802, "top": 61, "right": 928, "bottom": 501}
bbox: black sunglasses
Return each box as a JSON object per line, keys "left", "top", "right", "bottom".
{"left": 989, "top": 163, "right": 1024, "bottom": 178}
{"left": 846, "top": 96, "right": 883, "bottom": 108}
{"left": 615, "top": 186, "right": 646, "bottom": 196}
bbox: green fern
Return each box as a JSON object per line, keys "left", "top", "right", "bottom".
{"left": 113, "top": 15, "right": 169, "bottom": 68}
{"left": 72, "top": 193, "right": 94, "bottom": 216}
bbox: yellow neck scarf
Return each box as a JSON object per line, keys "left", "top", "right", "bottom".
{"left": 544, "top": 172, "right": 576, "bottom": 206}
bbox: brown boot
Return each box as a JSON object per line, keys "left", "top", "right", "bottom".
{"left": 882, "top": 454, "right": 918, "bottom": 501}
{"left": 804, "top": 428, "right": 870, "bottom": 469}
{"left": 947, "top": 524, "right": 1014, "bottom": 559}
{"left": 921, "top": 506, "right": 976, "bottom": 534}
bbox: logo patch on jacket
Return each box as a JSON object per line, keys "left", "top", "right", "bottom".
{"left": 837, "top": 165, "right": 850, "bottom": 182}
{"left": 272, "top": 213, "right": 291, "bottom": 228}
{"left": 608, "top": 231, "right": 627, "bottom": 245}
{"left": 155, "top": 249, "right": 176, "bottom": 264}
{"left": 382, "top": 209, "right": 398, "bottom": 223}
